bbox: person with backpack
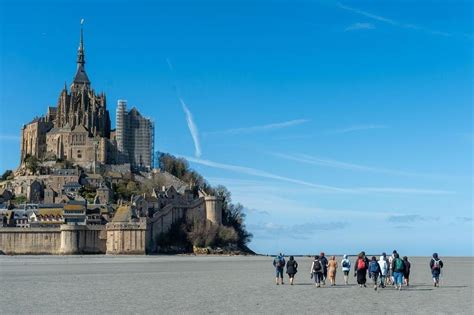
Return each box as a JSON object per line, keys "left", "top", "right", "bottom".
{"left": 368, "top": 256, "right": 382, "bottom": 290}
{"left": 354, "top": 252, "right": 368, "bottom": 287}
{"left": 341, "top": 254, "right": 351, "bottom": 285}
{"left": 327, "top": 255, "right": 338, "bottom": 286}
{"left": 403, "top": 256, "right": 411, "bottom": 286}
{"left": 430, "top": 253, "right": 444, "bottom": 287}
{"left": 391, "top": 253, "right": 405, "bottom": 290}
{"left": 310, "top": 255, "right": 324, "bottom": 287}
{"left": 319, "top": 252, "right": 328, "bottom": 285}
{"left": 378, "top": 255, "right": 388, "bottom": 288}
{"left": 286, "top": 256, "right": 298, "bottom": 285}
{"left": 273, "top": 253, "right": 286, "bottom": 285}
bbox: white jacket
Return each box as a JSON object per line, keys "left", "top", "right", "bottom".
{"left": 378, "top": 257, "right": 388, "bottom": 276}
{"left": 341, "top": 257, "right": 351, "bottom": 271}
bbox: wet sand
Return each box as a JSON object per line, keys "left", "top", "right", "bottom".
{"left": 0, "top": 255, "right": 472, "bottom": 314}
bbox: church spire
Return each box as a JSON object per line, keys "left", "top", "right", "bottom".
{"left": 73, "top": 18, "right": 90, "bottom": 87}
{"left": 77, "top": 19, "right": 85, "bottom": 67}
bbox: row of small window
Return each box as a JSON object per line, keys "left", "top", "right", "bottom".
{"left": 64, "top": 210, "right": 84, "bottom": 214}
{"left": 65, "top": 218, "right": 85, "bottom": 223}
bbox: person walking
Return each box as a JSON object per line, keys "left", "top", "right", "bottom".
{"left": 341, "top": 254, "right": 351, "bottom": 285}
{"left": 378, "top": 255, "right": 388, "bottom": 288}
{"left": 273, "top": 253, "right": 286, "bottom": 285}
{"left": 311, "top": 255, "right": 324, "bottom": 287}
{"left": 381, "top": 252, "right": 390, "bottom": 286}
{"left": 286, "top": 256, "right": 298, "bottom": 285}
{"left": 430, "top": 253, "right": 444, "bottom": 287}
{"left": 320, "top": 252, "right": 328, "bottom": 285}
{"left": 403, "top": 256, "right": 411, "bottom": 286}
{"left": 327, "top": 256, "right": 338, "bottom": 286}
{"left": 368, "top": 256, "right": 382, "bottom": 290}
{"left": 391, "top": 253, "right": 405, "bottom": 290}
{"left": 354, "top": 252, "right": 368, "bottom": 288}
{"left": 388, "top": 250, "right": 398, "bottom": 286}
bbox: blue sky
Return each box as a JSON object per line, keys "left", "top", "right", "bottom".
{"left": 0, "top": 0, "right": 472, "bottom": 255}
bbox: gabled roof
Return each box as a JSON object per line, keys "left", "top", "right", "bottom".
{"left": 112, "top": 205, "right": 133, "bottom": 223}
{"left": 71, "top": 124, "right": 89, "bottom": 133}
{"left": 38, "top": 208, "right": 63, "bottom": 217}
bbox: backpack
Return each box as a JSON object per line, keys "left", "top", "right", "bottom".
{"left": 394, "top": 258, "right": 404, "bottom": 272}
{"left": 275, "top": 257, "right": 285, "bottom": 268}
{"left": 369, "top": 261, "right": 379, "bottom": 273}
{"left": 342, "top": 260, "right": 349, "bottom": 268}
{"left": 432, "top": 259, "right": 441, "bottom": 270}
{"left": 313, "top": 260, "right": 322, "bottom": 272}
{"left": 357, "top": 258, "right": 366, "bottom": 270}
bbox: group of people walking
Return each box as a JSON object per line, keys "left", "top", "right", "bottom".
{"left": 272, "top": 251, "right": 444, "bottom": 290}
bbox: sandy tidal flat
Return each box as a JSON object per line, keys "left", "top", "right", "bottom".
{"left": 0, "top": 255, "right": 472, "bottom": 314}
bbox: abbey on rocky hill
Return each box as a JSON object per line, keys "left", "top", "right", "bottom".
{"left": 20, "top": 23, "right": 153, "bottom": 171}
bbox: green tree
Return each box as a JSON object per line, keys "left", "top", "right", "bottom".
{"left": 24, "top": 155, "right": 39, "bottom": 174}
{"left": 157, "top": 153, "right": 253, "bottom": 249}
{"left": 12, "top": 195, "right": 27, "bottom": 205}
{"left": 214, "top": 185, "right": 253, "bottom": 247}
{"left": 79, "top": 186, "right": 97, "bottom": 203}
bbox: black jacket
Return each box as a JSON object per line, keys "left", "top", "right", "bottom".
{"left": 286, "top": 260, "right": 298, "bottom": 274}
{"left": 320, "top": 256, "right": 328, "bottom": 271}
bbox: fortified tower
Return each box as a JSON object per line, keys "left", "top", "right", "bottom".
{"left": 204, "top": 196, "right": 223, "bottom": 225}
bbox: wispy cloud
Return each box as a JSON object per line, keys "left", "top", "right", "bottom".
{"left": 271, "top": 152, "right": 428, "bottom": 178}
{"left": 337, "top": 2, "right": 454, "bottom": 37}
{"left": 345, "top": 22, "right": 375, "bottom": 31}
{"left": 387, "top": 214, "right": 439, "bottom": 223}
{"left": 204, "top": 119, "right": 309, "bottom": 136}
{"left": 271, "top": 152, "right": 465, "bottom": 181}
{"left": 0, "top": 135, "right": 20, "bottom": 141}
{"left": 359, "top": 187, "right": 453, "bottom": 195}
{"left": 456, "top": 217, "right": 473, "bottom": 223}
{"left": 326, "top": 124, "right": 388, "bottom": 134}
{"left": 166, "top": 57, "right": 174, "bottom": 71}
{"left": 179, "top": 98, "right": 202, "bottom": 158}
{"left": 184, "top": 156, "right": 454, "bottom": 195}
{"left": 244, "top": 207, "right": 270, "bottom": 216}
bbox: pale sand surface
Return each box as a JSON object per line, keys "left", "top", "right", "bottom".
{"left": 0, "top": 255, "right": 472, "bottom": 314}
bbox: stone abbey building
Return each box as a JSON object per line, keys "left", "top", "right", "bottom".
{"left": 20, "top": 25, "right": 153, "bottom": 170}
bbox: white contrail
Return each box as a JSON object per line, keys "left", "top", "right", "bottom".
{"left": 183, "top": 156, "right": 343, "bottom": 192}
{"left": 182, "top": 156, "right": 454, "bottom": 195}
{"left": 205, "top": 119, "right": 309, "bottom": 136}
{"left": 337, "top": 2, "right": 453, "bottom": 37}
{"left": 180, "top": 98, "right": 202, "bottom": 158}
{"left": 326, "top": 124, "right": 388, "bottom": 134}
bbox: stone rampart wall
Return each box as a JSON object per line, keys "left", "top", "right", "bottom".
{"left": 0, "top": 228, "right": 61, "bottom": 254}
{"left": 0, "top": 225, "right": 106, "bottom": 255}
